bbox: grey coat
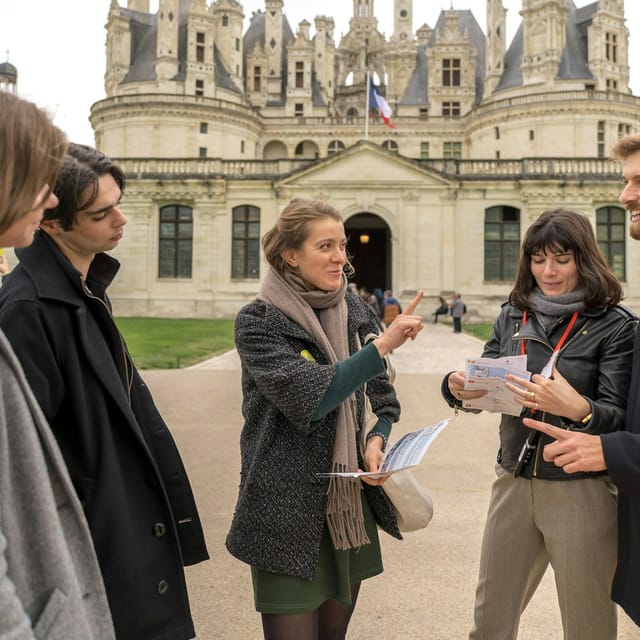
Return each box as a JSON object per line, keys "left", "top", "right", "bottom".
{"left": 0, "top": 331, "right": 114, "bottom": 639}
{"left": 226, "top": 292, "right": 401, "bottom": 580}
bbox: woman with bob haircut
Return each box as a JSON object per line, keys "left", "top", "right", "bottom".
{"left": 226, "top": 198, "right": 424, "bottom": 640}
{"left": 0, "top": 92, "right": 114, "bottom": 638}
{"left": 442, "top": 208, "right": 638, "bottom": 639}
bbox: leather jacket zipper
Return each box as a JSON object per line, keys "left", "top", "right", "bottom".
{"left": 531, "top": 320, "right": 589, "bottom": 478}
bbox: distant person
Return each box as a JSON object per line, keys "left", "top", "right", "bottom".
{"left": 442, "top": 208, "right": 637, "bottom": 640}
{"left": 360, "top": 286, "right": 383, "bottom": 330}
{"left": 0, "top": 143, "right": 209, "bottom": 640}
{"left": 449, "top": 293, "right": 466, "bottom": 333}
{"left": 432, "top": 296, "right": 448, "bottom": 324}
{"left": 226, "top": 198, "right": 424, "bottom": 640}
{"left": 0, "top": 92, "right": 114, "bottom": 637}
{"left": 381, "top": 289, "right": 402, "bottom": 327}
{"left": 523, "top": 135, "right": 640, "bottom": 628}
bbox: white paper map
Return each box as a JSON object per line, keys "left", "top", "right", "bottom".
{"left": 463, "top": 355, "right": 531, "bottom": 416}
{"left": 316, "top": 418, "right": 450, "bottom": 479}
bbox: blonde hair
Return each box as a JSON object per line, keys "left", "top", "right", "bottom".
{"left": 262, "top": 198, "right": 354, "bottom": 277}
{"left": 0, "top": 93, "right": 67, "bottom": 234}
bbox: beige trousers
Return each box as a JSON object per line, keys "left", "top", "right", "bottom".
{"left": 469, "top": 464, "right": 618, "bottom": 640}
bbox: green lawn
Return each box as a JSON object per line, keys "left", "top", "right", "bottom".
{"left": 463, "top": 323, "right": 493, "bottom": 343}
{"left": 114, "top": 317, "right": 235, "bottom": 369}
{"left": 114, "top": 316, "right": 494, "bottom": 370}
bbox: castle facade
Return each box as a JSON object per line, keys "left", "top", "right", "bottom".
{"left": 89, "top": 0, "right": 639, "bottom": 319}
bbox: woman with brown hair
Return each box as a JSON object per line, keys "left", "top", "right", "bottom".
{"left": 0, "top": 92, "right": 114, "bottom": 638}
{"left": 226, "top": 198, "right": 423, "bottom": 640}
{"left": 442, "top": 208, "right": 637, "bottom": 640}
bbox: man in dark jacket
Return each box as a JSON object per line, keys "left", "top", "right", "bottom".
{"left": 523, "top": 134, "right": 640, "bottom": 627}
{"left": 0, "top": 144, "right": 209, "bottom": 640}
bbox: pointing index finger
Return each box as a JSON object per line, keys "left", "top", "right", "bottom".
{"left": 522, "top": 417, "right": 570, "bottom": 440}
{"left": 403, "top": 291, "right": 424, "bottom": 316}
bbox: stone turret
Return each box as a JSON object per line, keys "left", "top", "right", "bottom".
{"left": 520, "top": 0, "right": 568, "bottom": 86}
{"left": 156, "top": 0, "right": 180, "bottom": 82}
{"left": 484, "top": 0, "right": 507, "bottom": 97}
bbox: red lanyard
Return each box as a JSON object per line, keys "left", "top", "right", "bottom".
{"left": 520, "top": 309, "right": 579, "bottom": 361}
{"left": 520, "top": 309, "right": 578, "bottom": 414}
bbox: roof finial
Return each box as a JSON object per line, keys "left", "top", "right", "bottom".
{"left": 5, "top": 49, "right": 9, "bottom": 63}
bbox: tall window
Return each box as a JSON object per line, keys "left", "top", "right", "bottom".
{"left": 232, "top": 205, "right": 260, "bottom": 279}
{"left": 195, "top": 79, "right": 204, "bottom": 97}
{"left": 159, "top": 205, "right": 193, "bottom": 278}
{"left": 618, "top": 123, "right": 632, "bottom": 138}
{"left": 597, "top": 206, "right": 626, "bottom": 280}
{"left": 443, "top": 141, "right": 462, "bottom": 159}
{"left": 420, "top": 141, "right": 429, "bottom": 159}
{"left": 222, "top": 15, "right": 229, "bottom": 26}
{"left": 295, "top": 62, "right": 304, "bottom": 88}
{"left": 597, "top": 121, "right": 605, "bottom": 158}
{"left": 253, "top": 66, "right": 261, "bottom": 92}
{"left": 484, "top": 206, "right": 520, "bottom": 282}
{"left": 196, "top": 32, "right": 205, "bottom": 63}
{"left": 442, "top": 58, "right": 461, "bottom": 86}
{"left": 605, "top": 33, "right": 618, "bottom": 63}
{"left": 442, "top": 101, "right": 460, "bottom": 117}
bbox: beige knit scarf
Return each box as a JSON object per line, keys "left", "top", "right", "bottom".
{"left": 257, "top": 267, "right": 369, "bottom": 550}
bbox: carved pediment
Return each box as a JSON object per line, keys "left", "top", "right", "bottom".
{"left": 276, "top": 141, "right": 453, "bottom": 189}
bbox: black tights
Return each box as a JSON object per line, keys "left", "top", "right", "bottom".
{"left": 260, "top": 582, "right": 361, "bottom": 640}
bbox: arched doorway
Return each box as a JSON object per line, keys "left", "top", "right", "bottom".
{"left": 344, "top": 213, "right": 390, "bottom": 293}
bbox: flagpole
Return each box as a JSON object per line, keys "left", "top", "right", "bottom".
{"left": 365, "top": 69, "right": 370, "bottom": 140}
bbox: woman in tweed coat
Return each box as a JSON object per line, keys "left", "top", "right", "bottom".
{"left": 226, "top": 198, "right": 424, "bottom": 640}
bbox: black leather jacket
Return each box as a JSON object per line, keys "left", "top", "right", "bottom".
{"left": 443, "top": 303, "right": 638, "bottom": 480}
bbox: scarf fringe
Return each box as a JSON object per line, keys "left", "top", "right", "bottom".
{"left": 326, "top": 466, "right": 370, "bottom": 550}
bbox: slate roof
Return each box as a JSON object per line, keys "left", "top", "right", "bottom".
{"left": 0, "top": 61, "right": 17, "bottom": 81}
{"left": 243, "top": 9, "right": 295, "bottom": 105}
{"left": 400, "top": 10, "right": 485, "bottom": 106}
{"left": 121, "top": 1, "right": 240, "bottom": 93}
{"left": 495, "top": 0, "right": 597, "bottom": 92}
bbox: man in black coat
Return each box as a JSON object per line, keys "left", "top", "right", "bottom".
{"left": 523, "top": 134, "right": 640, "bottom": 627}
{"left": 0, "top": 144, "right": 209, "bottom": 640}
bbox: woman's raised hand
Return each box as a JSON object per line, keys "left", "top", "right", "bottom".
{"left": 373, "top": 292, "right": 424, "bottom": 357}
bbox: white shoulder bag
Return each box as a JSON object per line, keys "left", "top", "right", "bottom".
{"left": 358, "top": 333, "right": 433, "bottom": 532}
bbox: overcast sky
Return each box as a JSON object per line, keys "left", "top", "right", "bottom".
{"left": 0, "top": 0, "right": 638, "bottom": 146}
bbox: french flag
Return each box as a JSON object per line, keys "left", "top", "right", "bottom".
{"left": 369, "top": 77, "right": 395, "bottom": 128}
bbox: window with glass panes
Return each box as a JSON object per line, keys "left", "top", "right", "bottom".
{"left": 159, "top": 205, "right": 193, "bottom": 278}
{"left": 442, "top": 58, "right": 461, "bottom": 86}
{"left": 232, "top": 205, "right": 260, "bottom": 279}
{"left": 443, "top": 141, "right": 462, "bottom": 158}
{"left": 484, "top": 206, "right": 520, "bottom": 281}
{"left": 328, "top": 140, "right": 345, "bottom": 155}
{"left": 597, "top": 206, "right": 626, "bottom": 280}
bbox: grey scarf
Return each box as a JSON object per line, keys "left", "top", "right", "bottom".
{"left": 528, "top": 287, "right": 584, "bottom": 333}
{"left": 257, "top": 268, "right": 369, "bottom": 550}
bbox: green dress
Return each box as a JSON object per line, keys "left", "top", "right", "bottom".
{"left": 251, "top": 343, "right": 393, "bottom": 614}
{"left": 252, "top": 492, "right": 383, "bottom": 613}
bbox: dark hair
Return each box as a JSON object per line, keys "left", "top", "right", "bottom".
{"left": 43, "top": 143, "right": 125, "bottom": 231}
{"left": 0, "top": 92, "right": 67, "bottom": 234}
{"left": 610, "top": 135, "right": 640, "bottom": 162}
{"left": 509, "top": 208, "right": 622, "bottom": 310}
{"left": 262, "top": 198, "right": 354, "bottom": 277}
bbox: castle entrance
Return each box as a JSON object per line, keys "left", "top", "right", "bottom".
{"left": 344, "top": 213, "right": 390, "bottom": 294}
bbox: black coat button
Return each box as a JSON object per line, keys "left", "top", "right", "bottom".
{"left": 157, "top": 580, "right": 169, "bottom": 595}
{"left": 152, "top": 522, "right": 167, "bottom": 537}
